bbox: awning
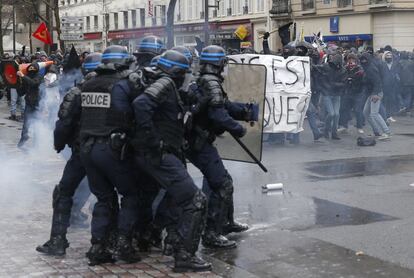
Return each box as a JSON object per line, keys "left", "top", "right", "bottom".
{"left": 305, "top": 34, "right": 373, "bottom": 42}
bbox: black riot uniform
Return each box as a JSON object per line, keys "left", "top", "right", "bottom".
{"left": 132, "top": 50, "right": 212, "bottom": 273}
{"left": 131, "top": 36, "right": 167, "bottom": 251}
{"left": 78, "top": 46, "right": 140, "bottom": 265}
{"left": 186, "top": 46, "right": 250, "bottom": 249}
{"left": 36, "top": 53, "right": 104, "bottom": 256}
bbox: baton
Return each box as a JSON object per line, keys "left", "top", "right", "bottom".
{"left": 230, "top": 134, "right": 268, "bottom": 173}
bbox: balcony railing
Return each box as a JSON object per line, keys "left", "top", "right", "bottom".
{"left": 302, "top": 0, "right": 315, "bottom": 10}
{"left": 270, "top": 0, "right": 291, "bottom": 15}
{"left": 369, "top": 0, "right": 388, "bottom": 4}
{"left": 337, "top": 0, "right": 352, "bottom": 8}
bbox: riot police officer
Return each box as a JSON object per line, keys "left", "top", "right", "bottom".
{"left": 36, "top": 53, "right": 103, "bottom": 256}
{"left": 186, "top": 45, "right": 249, "bottom": 249}
{"left": 79, "top": 46, "right": 140, "bottom": 265}
{"left": 134, "top": 35, "right": 166, "bottom": 67}
{"left": 132, "top": 50, "right": 212, "bottom": 272}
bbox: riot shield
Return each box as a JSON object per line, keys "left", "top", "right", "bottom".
{"left": 214, "top": 63, "right": 267, "bottom": 164}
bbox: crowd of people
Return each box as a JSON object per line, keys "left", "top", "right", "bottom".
{"left": 262, "top": 32, "right": 414, "bottom": 144}
{"left": 0, "top": 33, "right": 413, "bottom": 273}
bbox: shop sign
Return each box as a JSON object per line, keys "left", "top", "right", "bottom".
{"left": 330, "top": 16, "right": 339, "bottom": 33}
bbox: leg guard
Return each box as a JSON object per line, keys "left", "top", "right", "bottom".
{"left": 177, "top": 190, "right": 207, "bottom": 255}
{"left": 206, "top": 174, "right": 233, "bottom": 235}
{"left": 51, "top": 184, "right": 73, "bottom": 236}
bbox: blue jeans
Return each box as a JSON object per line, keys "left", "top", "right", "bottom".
{"left": 10, "top": 88, "right": 25, "bottom": 115}
{"left": 323, "top": 96, "right": 341, "bottom": 135}
{"left": 306, "top": 102, "right": 321, "bottom": 139}
{"left": 363, "top": 97, "right": 390, "bottom": 135}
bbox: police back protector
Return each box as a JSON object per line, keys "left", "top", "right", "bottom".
{"left": 80, "top": 73, "right": 133, "bottom": 138}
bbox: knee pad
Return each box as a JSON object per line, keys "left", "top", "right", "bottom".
{"left": 217, "top": 176, "right": 233, "bottom": 202}
{"left": 192, "top": 190, "right": 207, "bottom": 211}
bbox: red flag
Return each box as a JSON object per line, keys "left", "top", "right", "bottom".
{"left": 32, "top": 22, "right": 53, "bottom": 45}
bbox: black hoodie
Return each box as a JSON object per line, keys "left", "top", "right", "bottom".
{"left": 21, "top": 62, "right": 42, "bottom": 107}
{"left": 360, "top": 53, "right": 382, "bottom": 97}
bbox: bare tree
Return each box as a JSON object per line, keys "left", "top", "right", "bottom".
{"left": 0, "top": 0, "right": 15, "bottom": 55}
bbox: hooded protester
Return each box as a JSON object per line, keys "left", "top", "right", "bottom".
{"left": 360, "top": 52, "right": 391, "bottom": 140}
{"left": 398, "top": 51, "right": 414, "bottom": 113}
{"left": 314, "top": 53, "right": 347, "bottom": 140}
{"left": 17, "top": 62, "right": 43, "bottom": 147}
{"left": 338, "top": 53, "right": 366, "bottom": 134}
{"left": 380, "top": 51, "right": 401, "bottom": 121}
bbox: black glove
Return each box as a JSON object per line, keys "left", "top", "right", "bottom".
{"left": 232, "top": 126, "right": 247, "bottom": 138}
{"left": 54, "top": 142, "right": 65, "bottom": 153}
{"left": 263, "top": 32, "right": 270, "bottom": 40}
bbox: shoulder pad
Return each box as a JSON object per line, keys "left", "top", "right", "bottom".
{"left": 58, "top": 87, "right": 81, "bottom": 119}
{"left": 144, "top": 76, "right": 175, "bottom": 103}
{"left": 198, "top": 74, "right": 224, "bottom": 106}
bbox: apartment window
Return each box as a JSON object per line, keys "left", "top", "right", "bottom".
{"left": 256, "top": 0, "right": 264, "bottom": 12}
{"left": 337, "top": 0, "right": 352, "bottom": 7}
{"left": 302, "top": 0, "right": 315, "bottom": 10}
{"left": 160, "top": 5, "right": 166, "bottom": 25}
{"left": 323, "top": 0, "right": 330, "bottom": 4}
{"left": 140, "top": 9, "right": 145, "bottom": 27}
{"left": 114, "top": 12, "right": 118, "bottom": 29}
{"left": 220, "top": 0, "right": 226, "bottom": 16}
{"left": 86, "top": 16, "right": 90, "bottom": 30}
{"left": 370, "top": 0, "right": 388, "bottom": 4}
{"left": 105, "top": 14, "right": 109, "bottom": 31}
{"left": 123, "top": 11, "right": 128, "bottom": 28}
{"left": 152, "top": 6, "right": 157, "bottom": 26}
{"left": 227, "top": 0, "right": 232, "bottom": 15}
{"left": 60, "top": 1, "right": 64, "bottom": 5}
{"left": 131, "top": 10, "right": 137, "bottom": 28}
{"left": 188, "top": 0, "right": 193, "bottom": 19}
{"left": 94, "top": 15, "right": 98, "bottom": 29}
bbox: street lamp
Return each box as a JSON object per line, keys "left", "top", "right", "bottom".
{"left": 204, "top": 0, "right": 221, "bottom": 46}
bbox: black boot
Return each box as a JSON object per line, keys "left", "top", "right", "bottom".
{"left": 174, "top": 247, "right": 212, "bottom": 273}
{"left": 36, "top": 235, "right": 69, "bottom": 256}
{"left": 86, "top": 242, "right": 114, "bottom": 266}
{"left": 202, "top": 230, "right": 237, "bottom": 249}
{"left": 163, "top": 228, "right": 179, "bottom": 256}
{"left": 115, "top": 235, "right": 141, "bottom": 263}
{"left": 223, "top": 220, "right": 249, "bottom": 235}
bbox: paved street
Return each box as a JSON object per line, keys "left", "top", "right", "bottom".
{"left": 1, "top": 98, "right": 414, "bottom": 278}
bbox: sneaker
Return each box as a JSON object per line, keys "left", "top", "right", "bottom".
{"left": 357, "top": 129, "right": 365, "bottom": 134}
{"left": 337, "top": 127, "right": 347, "bottom": 134}
{"left": 387, "top": 117, "right": 396, "bottom": 123}
{"left": 8, "top": 115, "right": 17, "bottom": 121}
{"left": 377, "top": 134, "right": 391, "bottom": 141}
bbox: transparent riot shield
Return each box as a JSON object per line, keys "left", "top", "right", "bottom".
{"left": 213, "top": 63, "right": 267, "bottom": 164}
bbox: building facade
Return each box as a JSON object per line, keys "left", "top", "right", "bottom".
{"left": 270, "top": 0, "right": 414, "bottom": 51}
{"left": 58, "top": 0, "right": 274, "bottom": 53}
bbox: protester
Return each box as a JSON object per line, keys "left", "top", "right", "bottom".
{"left": 17, "top": 62, "right": 42, "bottom": 148}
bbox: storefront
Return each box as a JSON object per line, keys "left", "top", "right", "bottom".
{"left": 84, "top": 32, "right": 103, "bottom": 52}
{"left": 107, "top": 26, "right": 165, "bottom": 52}
{"left": 305, "top": 33, "right": 373, "bottom": 49}
{"left": 210, "top": 19, "right": 253, "bottom": 52}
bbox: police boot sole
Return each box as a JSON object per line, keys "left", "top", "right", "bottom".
{"left": 173, "top": 264, "right": 212, "bottom": 273}
{"left": 88, "top": 256, "right": 114, "bottom": 266}
{"left": 35, "top": 246, "right": 66, "bottom": 256}
{"left": 202, "top": 241, "right": 237, "bottom": 250}
{"left": 223, "top": 226, "right": 249, "bottom": 235}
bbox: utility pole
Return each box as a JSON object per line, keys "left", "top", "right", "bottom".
{"left": 203, "top": 0, "right": 220, "bottom": 46}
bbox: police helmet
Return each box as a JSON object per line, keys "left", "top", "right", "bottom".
{"left": 199, "top": 45, "right": 227, "bottom": 67}
{"left": 150, "top": 55, "right": 161, "bottom": 68}
{"left": 157, "top": 50, "right": 189, "bottom": 78}
{"left": 102, "top": 45, "right": 132, "bottom": 69}
{"left": 81, "top": 52, "right": 102, "bottom": 75}
{"left": 135, "top": 36, "right": 166, "bottom": 56}
{"left": 171, "top": 46, "right": 193, "bottom": 66}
